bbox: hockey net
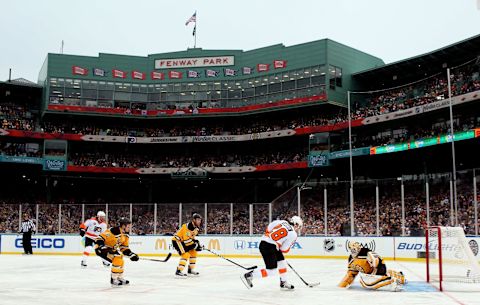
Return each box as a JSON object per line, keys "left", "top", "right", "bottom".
{"left": 426, "top": 226, "right": 480, "bottom": 290}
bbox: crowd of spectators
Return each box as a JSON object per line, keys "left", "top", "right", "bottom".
{"left": 331, "top": 115, "right": 479, "bottom": 152}
{"left": 70, "top": 150, "right": 306, "bottom": 169}
{"left": 351, "top": 63, "right": 480, "bottom": 119}
{"left": 0, "top": 142, "right": 42, "bottom": 158}
{"left": 0, "top": 103, "right": 35, "bottom": 131}
{"left": 40, "top": 110, "right": 348, "bottom": 138}
{"left": 1, "top": 178, "right": 478, "bottom": 236}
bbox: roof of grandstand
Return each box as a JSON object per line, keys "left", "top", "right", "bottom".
{"left": 353, "top": 34, "right": 480, "bottom": 89}
{"left": 0, "top": 78, "right": 41, "bottom": 88}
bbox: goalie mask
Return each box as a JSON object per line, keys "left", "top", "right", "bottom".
{"left": 348, "top": 241, "right": 362, "bottom": 258}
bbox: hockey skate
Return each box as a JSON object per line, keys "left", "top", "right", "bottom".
{"left": 241, "top": 271, "right": 253, "bottom": 289}
{"left": 80, "top": 261, "right": 87, "bottom": 268}
{"left": 175, "top": 269, "right": 187, "bottom": 278}
{"left": 280, "top": 280, "right": 294, "bottom": 290}
{"left": 111, "top": 274, "right": 129, "bottom": 287}
{"left": 188, "top": 268, "right": 199, "bottom": 276}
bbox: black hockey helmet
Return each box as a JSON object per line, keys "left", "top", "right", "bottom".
{"left": 192, "top": 213, "right": 202, "bottom": 220}
{"left": 119, "top": 217, "right": 132, "bottom": 227}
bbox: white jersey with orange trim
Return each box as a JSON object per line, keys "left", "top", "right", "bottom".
{"left": 261, "top": 220, "right": 298, "bottom": 253}
{"left": 80, "top": 217, "right": 107, "bottom": 240}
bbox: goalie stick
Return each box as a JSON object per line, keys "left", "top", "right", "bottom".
{"left": 139, "top": 253, "right": 172, "bottom": 263}
{"left": 287, "top": 261, "right": 320, "bottom": 287}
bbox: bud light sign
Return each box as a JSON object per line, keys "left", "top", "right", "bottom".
{"left": 43, "top": 159, "right": 66, "bottom": 171}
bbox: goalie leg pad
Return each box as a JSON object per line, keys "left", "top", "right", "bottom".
{"left": 359, "top": 271, "right": 405, "bottom": 292}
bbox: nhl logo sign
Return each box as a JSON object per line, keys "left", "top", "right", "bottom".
{"left": 324, "top": 239, "right": 335, "bottom": 252}
{"left": 469, "top": 240, "right": 479, "bottom": 256}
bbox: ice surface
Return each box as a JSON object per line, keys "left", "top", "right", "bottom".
{"left": 1, "top": 255, "right": 479, "bottom": 305}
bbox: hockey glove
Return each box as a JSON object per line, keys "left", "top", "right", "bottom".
{"left": 79, "top": 229, "right": 86, "bottom": 237}
{"left": 95, "top": 245, "right": 109, "bottom": 257}
{"left": 194, "top": 240, "right": 203, "bottom": 251}
{"left": 123, "top": 249, "right": 139, "bottom": 261}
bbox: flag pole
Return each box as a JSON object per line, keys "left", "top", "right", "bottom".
{"left": 194, "top": 11, "right": 197, "bottom": 48}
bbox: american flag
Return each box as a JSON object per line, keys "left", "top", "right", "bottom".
{"left": 185, "top": 12, "right": 196, "bottom": 26}
{"left": 242, "top": 67, "right": 253, "bottom": 75}
{"left": 224, "top": 68, "right": 237, "bottom": 76}
{"left": 188, "top": 70, "right": 200, "bottom": 78}
{"left": 206, "top": 69, "right": 218, "bottom": 77}
{"left": 93, "top": 68, "right": 106, "bottom": 77}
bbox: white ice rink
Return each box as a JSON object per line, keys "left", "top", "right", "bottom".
{"left": 1, "top": 255, "right": 479, "bottom": 305}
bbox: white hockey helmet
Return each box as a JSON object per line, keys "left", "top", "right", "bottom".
{"left": 290, "top": 215, "right": 303, "bottom": 228}
{"left": 97, "top": 211, "right": 106, "bottom": 218}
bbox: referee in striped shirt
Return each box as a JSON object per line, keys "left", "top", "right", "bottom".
{"left": 20, "top": 214, "right": 36, "bottom": 255}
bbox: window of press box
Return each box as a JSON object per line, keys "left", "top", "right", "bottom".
{"left": 82, "top": 80, "right": 97, "bottom": 89}
{"left": 98, "top": 90, "right": 114, "bottom": 100}
{"left": 297, "top": 77, "right": 311, "bottom": 89}
{"left": 269, "top": 82, "right": 281, "bottom": 93}
{"left": 131, "top": 84, "right": 140, "bottom": 93}
{"left": 335, "top": 67, "right": 342, "bottom": 87}
{"left": 114, "top": 91, "right": 131, "bottom": 102}
{"left": 81, "top": 89, "right": 97, "bottom": 99}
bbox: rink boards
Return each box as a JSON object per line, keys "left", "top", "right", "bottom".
{"left": 1, "top": 235, "right": 479, "bottom": 261}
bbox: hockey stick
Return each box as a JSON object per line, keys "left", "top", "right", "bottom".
{"left": 204, "top": 248, "right": 257, "bottom": 270}
{"left": 287, "top": 262, "right": 320, "bottom": 287}
{"left": 139, "top": 253, "right": 172, "bottom": 263}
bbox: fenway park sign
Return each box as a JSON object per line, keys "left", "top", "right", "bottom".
{"left": 155, "top": 56, "right": 234, "bottom": 69}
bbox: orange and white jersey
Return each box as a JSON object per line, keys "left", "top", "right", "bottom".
{"left": 261, "top": 220, "right": 298, "bottom": 253}
{"left": 80, "top": 217, "right": 107, "bottom": 240}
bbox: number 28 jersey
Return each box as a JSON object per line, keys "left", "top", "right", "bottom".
{"left": 261, "top": 220, "right": 298, "bottom": 253}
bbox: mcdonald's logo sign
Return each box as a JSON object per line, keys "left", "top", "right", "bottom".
{"left": 155, "top": 239, "right": 168, "bottom": 250}
{"left": 208, "top": 239, "right": 221, "bottom": 250}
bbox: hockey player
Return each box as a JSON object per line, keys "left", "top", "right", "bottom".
{"left": 338, "top": 241, "right": 407, "bottom": 291}
{"left": 79, "top": 211, "right": 107, "bottom": 268}
{"left": 241, "top": 216, "right": 303, "bottom": 290}
{"left": 171, "top": 213, "right": 203, "bottom": 277}
{"left": 95, "top": 217, "right": 139, "bottom": 287}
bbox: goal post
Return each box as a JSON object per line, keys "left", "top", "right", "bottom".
{"left": 426, "top": 226, "right": 480, "bottom": 291}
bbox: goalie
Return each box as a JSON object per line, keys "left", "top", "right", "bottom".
{"left": 338, "top": 241, "right": 406, "bottom": 291}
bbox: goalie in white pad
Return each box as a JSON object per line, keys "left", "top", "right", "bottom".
{"left": 338, "top": 241, "right": 407, "bottom": 291}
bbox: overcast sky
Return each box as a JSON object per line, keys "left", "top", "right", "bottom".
{"left": 1, "top": 0, "right": 479, "bottom": 82}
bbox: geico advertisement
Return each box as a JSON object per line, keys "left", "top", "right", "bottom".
{"left": 394, "top": 237, "right": 480, "bottom": 259}
{"left": 1, "top": 235, "right": 84, "bottom": 253}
